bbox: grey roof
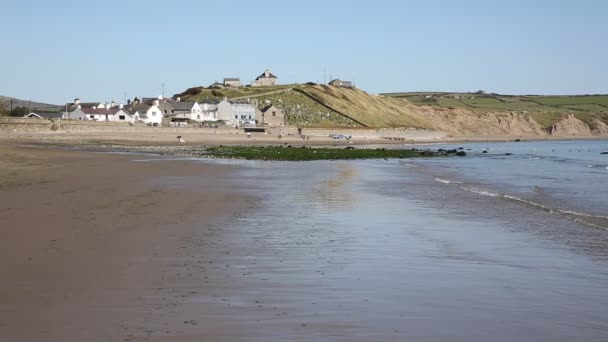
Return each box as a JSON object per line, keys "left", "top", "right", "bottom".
{"left": 169, "top": 102, "right": 195, "bottom": 111}
{"left": 65, "top": 102, "right": 102, "bottom": 111}
{"left": 26, "top": 111, "right": 63, "bottom": 119}
{"left": 256, "top": 71, "right": 277, "bottom": 80}
{"left": 261, "top": 105, "right": 277, "bottom": 113}
{"left": 224, "top": 78, "right": 240, "bottom": 82}
{"left": 80, "top": 108, "right": 123, "bottom": 115}
{"left": 131, "top": 105, "right": 151, "bottom": 116}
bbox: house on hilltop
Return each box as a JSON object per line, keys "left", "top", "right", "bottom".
{"left": 209, "top": 81, "right": 224, "bottom": 88}
{"left": 252, "top": 70, "right": 278, "bottom": 87}
{"left": 329, "top": 79, "right": 353, "bottom": 88}
{"left": 223, "top": 78, "right": 241, "bottom": 88}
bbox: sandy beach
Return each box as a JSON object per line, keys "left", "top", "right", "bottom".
{"left": 2, "top": 142, "right": 608, "bottom": 341}
{"left": 0, "top": 145, "right": 254, "bottom": 341}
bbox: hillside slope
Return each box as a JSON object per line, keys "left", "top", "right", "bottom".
{"left": 178, "top": 85, "right": 608, "bottom": 137}
{"left": 0, "top": 96, "right": 61, "bottom": 110}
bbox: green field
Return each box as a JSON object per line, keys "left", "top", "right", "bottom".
{"left": 383, "top": 92, "right": 608, "bottom": 128}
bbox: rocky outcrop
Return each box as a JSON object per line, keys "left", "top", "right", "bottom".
{"left": 550, "top": 114, "right": 592, "bottom": 136}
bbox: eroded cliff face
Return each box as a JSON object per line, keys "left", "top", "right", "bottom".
{"left": 590, "top": 118, "right": 608, "bottom": 135}
{"left": 413, "top": 106, "right": 608, "bottom": 138}
{"left": 415, "top": 108, "right": 547, "bottom": 137}
{"left": 549, "top": 114, "right": 592, "bottom": 136}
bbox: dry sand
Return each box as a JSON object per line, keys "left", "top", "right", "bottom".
{"left": 0, "top": 145, "right": 252, "bottom": 341}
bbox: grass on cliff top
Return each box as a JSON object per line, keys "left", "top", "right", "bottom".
{"left": 204, "top": 146, "right": 436, "bottom": 161}
{"left": 383, "top": 92, "right": 608, "bottom": 128}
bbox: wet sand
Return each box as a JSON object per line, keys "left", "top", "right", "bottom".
{"left": 2, "top": 145, "right": 608, "bottom": 341}
{"left": 0, "top": 145, "right": 252, "bottom": 341}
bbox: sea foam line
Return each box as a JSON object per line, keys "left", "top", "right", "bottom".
{"left": 435, "top": 178, "right": 463, "bottom": 185}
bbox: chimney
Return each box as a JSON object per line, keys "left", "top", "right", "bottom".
{"left": 119, "top": 104, "right": 124, "bottom": 109}
{"left": 177, "top": 96, "right": 181, "bottom": 102}
{"left": 111, "top": 101, "right": 116, "bottom": 108}
{"left": 265, "top": 70, "right": 270, "bottom": 77}
{"left": 74, "top": 98, "right": 80, "bottom": 105}
{"left": 153, "top": 99, "right": 159, "bottom": 106}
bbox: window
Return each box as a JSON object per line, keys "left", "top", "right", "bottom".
{"left": 151, "top": 112, "right": 156, "bottom": 116}
{"left": 197, "top": 115, "right": 201, "bottom": 120}
{"left": 119, "top": 115, "right": 125, "bottom": 120}
{"left": 272, "top": 111, "right": 276, "bottom": 117}
{"left": 235, "top": 115, "right": 238, "bottom": 119}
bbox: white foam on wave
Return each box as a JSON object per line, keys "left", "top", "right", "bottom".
{"left": 435, "top": 178, "right": 463, "bottom": 185}
{"left": 502, "top": 195, "right": 608, "bottom": 230}
{"left": 558, "top": 209, "right": 608, "bottom": 221}
{"left": 458, "top": 187, "right": 608, "bottom": 230}
{"left": 459, "top": 186, "right": 500, "bottom": 197}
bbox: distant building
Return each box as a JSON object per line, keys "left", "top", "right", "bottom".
{"left": 223, "top": 78, "right": 241, "bottom": 88}
{"left": 131, "top": 100, "right": 163, "bottom": 125}
{"left": 25, "top": 111, "right": 64, "bottom": 120}
{"left": 79, "top": 107, "right": 132, "bottom": 122}
{"left": 160, "top": 100, "right": 219, "bottom": 122}
{"left": 252, "top": 70, "right": 278, "bottom": 87}
{"left": 198, "top": 101, "right": 219, "bottom": 121}
{"left": 258, "top": 105, "right": 284, "bottom": 126}
{"left": 217, "top": 100, "right": 256, "bottom": 126}
{"left": 63, "top": 98, "right": 129, "bottom": 120}
{"left": 329, "top": 79, "right": 353, "bottom": 88}
{"left": 209, "top": 81, "right": 224, "bottom": 88}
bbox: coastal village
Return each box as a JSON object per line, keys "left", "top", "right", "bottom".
{"left": 21, "top": 69, "right": 354, "bottom": 130}
{"left": 56, "top": 70, "right": 283, "bottom": 128}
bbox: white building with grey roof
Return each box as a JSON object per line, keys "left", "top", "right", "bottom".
{"left": 217, "top": 100, "right": 256, "bottom": 126}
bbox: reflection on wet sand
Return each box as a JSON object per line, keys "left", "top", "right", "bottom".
{"left": 309, "top": 163, "right": 357, "bottom": 210}
{"left": 166, "top": 159, "right": 608, "bottom": 341}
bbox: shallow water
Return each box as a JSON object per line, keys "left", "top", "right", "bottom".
{"left": 187, "top": 149, "right": 608, "bottom": 341}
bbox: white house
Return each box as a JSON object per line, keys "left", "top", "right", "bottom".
{"left": 80, "top": 107, "right": 131, "bottom": 122}
{"left": 217, "top": 100, "right": 256, "bottom": 126}
{"left": 132, "top": 101, "right": 163, "bottom": 125}
{"left": 160, "top": 101, "right": 219, "bottom": 122}
{"left": 197, "top": 101, "right": 219, "bottom": 122}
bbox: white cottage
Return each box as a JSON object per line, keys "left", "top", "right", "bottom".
{"left": 132, "top": 102, "right": 163, "bottom": 125}
{"left": 217, "top": 100, "right": 256, "bottom": 126}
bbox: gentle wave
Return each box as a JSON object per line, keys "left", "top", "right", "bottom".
{"left": 452, "top": 186, "right": 608, "bottom": 230}
{"left": 434, "top": 178, "right": 463, "bottom": 185}
{"left": 504, "top": 195, "right": 607, "bottom": 230}
{"left": 459, "top": 186, "right": 500, "bottom": 197}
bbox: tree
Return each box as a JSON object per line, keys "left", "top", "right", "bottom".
{"left": 10, "top": 106, "right": 28, "bottom": 117}
{"left": 0, "top": 102, "right": 7, "bottom": 116}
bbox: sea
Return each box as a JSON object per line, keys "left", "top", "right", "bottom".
{"left": 187, "top": 139, "right": 608, "bottom": 341}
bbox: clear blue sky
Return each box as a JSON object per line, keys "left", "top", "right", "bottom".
{"left": 1, "top": 0, "right": 607, "bottom": 104}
